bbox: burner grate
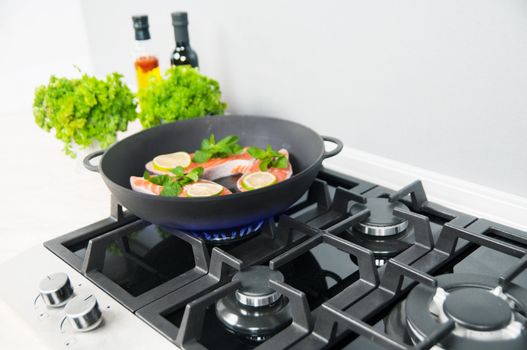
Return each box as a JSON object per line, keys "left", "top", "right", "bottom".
{"left": 135, "top": 215, "right": 322, "bottom": 346}
{"left": 322, "top": 302, "right": 455, "bottom": 350}
{"left": 79, "top": 222, "right": 210, "bottom": 311}
{"left": 303, "top": 213, "right": 527, "bottom": 349}
{"left": 174, "top": 276, "right": 311, "bottom": 349}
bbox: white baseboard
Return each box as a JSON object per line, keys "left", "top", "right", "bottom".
{"left": 324, "top": 147, "right": 527, "bottom": 231}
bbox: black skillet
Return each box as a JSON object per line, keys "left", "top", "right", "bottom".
{"left": 84, "top": 115, "right": 342, "bottom": 231}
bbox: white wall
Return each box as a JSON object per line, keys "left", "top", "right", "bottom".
{"left": 0, "top": 0, "right": 524, "bottom": 262}
{"left": 80, "top": 0, "right": 527, "bottom": 197}
{"left": 0, "top": 0, "right": 93, "bottom": 115}
{"left": 0, "top": 1, "right": 525, "bottom": 196}
{"left": 0, "top": 0, "right": 103, "bottom": 263}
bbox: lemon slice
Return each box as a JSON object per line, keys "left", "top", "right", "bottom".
{"left": 242, "top": 172, "right": 277, "bottom": 190}
{"left": 153, "top": 152, "right": 192, "bottom": 171}
{"left": 186, "top": 182, "right": 224, "bottom": 197}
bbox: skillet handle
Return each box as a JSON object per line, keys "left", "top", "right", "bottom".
{"left": 321, "top": 136, "right": 343, "bottom": 159}
{"left": 83, "top": 150, "right": 105, "bottom": 172}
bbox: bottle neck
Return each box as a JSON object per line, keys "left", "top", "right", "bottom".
{"left": 134, "top": 28, "right": 151, "bottom": 41}
{"left": 134, "top": 39, "right": 157, "bottom": 57}
{"left": 173, "top": 25, "right": 190, "bottom": 46}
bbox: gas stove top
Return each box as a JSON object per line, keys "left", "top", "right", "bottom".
{"left": 2, "top": 168, "right": 527, "bottom": 349}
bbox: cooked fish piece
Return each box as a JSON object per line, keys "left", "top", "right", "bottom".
{"left": 145, "top": 148, "right": 255, "bottom": 179}
{"left": 130, "top": 177, "right": 230, "bottom": 197}
{"left": 236, "top": 149, "right": 293, "bottom": 192}
{"left": 130, "top": 176, "right": 163, "bottom": 196}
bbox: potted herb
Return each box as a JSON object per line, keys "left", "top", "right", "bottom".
{"left": 33, "top": 72, "right": 137, "bottom": 157}
{"left": 137, "top": 66, "right": 227, "bottom": 128}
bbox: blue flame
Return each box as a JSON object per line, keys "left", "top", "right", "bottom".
{"left": 188, "top": 220, "right": 265, "bottom": 243}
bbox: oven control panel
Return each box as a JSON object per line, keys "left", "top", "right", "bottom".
{"left": 0, "top": 246, "right": 175, "bottom": 350}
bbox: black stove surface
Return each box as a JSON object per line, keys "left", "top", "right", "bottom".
{"left": 67, "top": 222, "right": 198, "bottom": 296}
{"left": 44, "top": 168, "right": 527, "bottom": 350}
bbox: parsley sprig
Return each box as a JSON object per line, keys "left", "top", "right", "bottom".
{"left": 144, "top": 166, "right": 204, "bottom": 196}
{"left": 247, "top": 145, "right": 289, "bottom": 171}
{"left": 192, "top": 134, "right": 243, "bottom": 163}
{"left": 33, "top": 72, "right": 137, "bottom": 158}
{"left": 137, "top": 66, "right": 227, "bottom": 129}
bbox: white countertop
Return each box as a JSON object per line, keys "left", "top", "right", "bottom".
{"left": 0, "top": 114, "right": 145, "bottom": 264}
{"left": 0, "top": 112, "right": 141, "bottom": 348}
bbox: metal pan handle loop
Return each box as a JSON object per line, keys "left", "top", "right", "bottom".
{"left": 83, "top": 150, "right": 105, "bottom": 173}
{"left": 321, "top": 136, "right": 343, "bottom": 159}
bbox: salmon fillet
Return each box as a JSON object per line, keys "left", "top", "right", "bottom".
{"left": 132, "top": 148, "right": 293, "bottom": 196}
{"left": 145, "top": 147, "right": 255, "bottom": 179}
{"left": 236, "top": 150, "right": 293, "bottom": 192}
{"left": 130, "top": 177, "right": 231, "bottom": 197}
{"left": 130, "top": 176, "right": 163, "bottom": 196}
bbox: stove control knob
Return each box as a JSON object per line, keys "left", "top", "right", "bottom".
{"left": 38, "top": 273, "right": 74, "bottom": 307}
{"left": 64, "top": 294, "right": 102, "bottom": 332}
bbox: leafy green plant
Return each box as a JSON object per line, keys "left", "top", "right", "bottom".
{"left": 248, "top": 145, "right": 289, "bottom": 171}
{"left": 137, "top": 66, "right": 227, "bottom": 128}
{"left": 33, "top": 72, "right": 137, "bottom": 157}
{"left": 193, "top": 134, "right": 243, "bottom": 163}
{"left": 144, "top": 166, "right": 204, "bottom": 196}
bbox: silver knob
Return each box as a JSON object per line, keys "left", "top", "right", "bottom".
{"left": 39, "top": 273, "right": 74, "bottom": 307}
{"left": 64, "top": 294, "right": 102, "bottom": 332}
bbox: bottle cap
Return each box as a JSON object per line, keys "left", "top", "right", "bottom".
{"left": 171, "top": 12, "right": 188, "bottom": 27}
{"left": 132, "top": 15, "right": 151, "bottom": 40}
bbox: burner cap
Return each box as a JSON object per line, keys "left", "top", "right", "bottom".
{"left": 233, "top": 266, "right": 284, "bottom": 307}
{"left": 356, "top": 198, "right": 409, "bottom": 237}
{"left": 443, "top": 289, "right": 512, "bottom": 331}
{"left": 215, "top": 266, "right": 292, "bottom": 341}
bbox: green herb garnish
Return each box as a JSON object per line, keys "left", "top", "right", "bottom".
{"left": 247, "top": 145, "right": 288, "bottom": 171}
{"left": 193, "top": 134, "right": 243, "bottom": 163}
{"left": 137, "top": 66, "right": 227, "bottom": 128}
{"left": 144, "top": 166, "right": 204, "bottom": 196}
{"left": 33, "top": 71, "right": 137, "bottom": 158}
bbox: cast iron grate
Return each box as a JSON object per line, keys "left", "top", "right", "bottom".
{"left": 297, "top": 217, "right": 527, "bottom": 349}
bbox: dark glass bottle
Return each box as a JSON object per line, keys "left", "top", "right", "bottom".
{"left": 170, "top": 12, "right": 199, "bottom": 68}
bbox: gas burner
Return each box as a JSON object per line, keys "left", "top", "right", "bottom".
{"left": 184, "top": 220, "right": 265, "bottom": 244}
{"left": 215, "top": 265, "right": 292, "bottom": 342}
{"left": 344, "top": 198, "right": 413, "bottom": 266}
{"left": 387, "top": 273, "right": 527, "bottom": 349}
{"left": 355, "top": 198, "right": 409, "bottom": 237}
{"left": 439, "top": 288, "right": 513, "bottom": 331}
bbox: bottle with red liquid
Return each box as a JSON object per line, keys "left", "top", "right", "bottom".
{"left": 132, "top": 15, "right": 160, "bottom": 90}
